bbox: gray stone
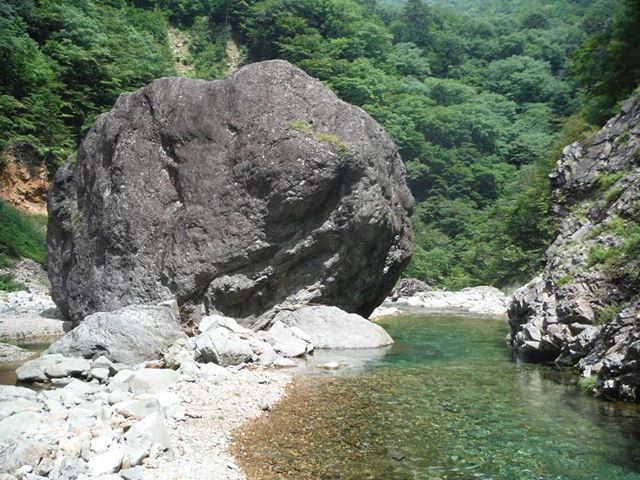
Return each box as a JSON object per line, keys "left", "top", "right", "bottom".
{"left": 44, "top": 357, "right": 91, "bottom": 379}
{"left": 123, "top": 412, "right": 170, "bottom": 467}
{"left": 263, "top": 321, "right": 313, "bottom": 357}
{"left": 127, "top": 369, "right": 180, "bottom": 395}
{"left": 193, "top": 328, "right": 253, "bottom": 367}
{"left": 90, "top": 368, "right": 111, "bottom": 382}
{"left": 0, "top": 398, "right": 42, "bottom": 421}
{"left": 272, "top": 357, "right": 297, "bottom": 369}
{"left": 48, "top": 60, "right": 414, "bottom": 326}
{"left": 273, "top": 306, "right": 394, "bottom": 349}
{"left": 87, "top": 447, "right": 123, "bottom": 476}
{"left": 46, "top": 304, "right": 186, "bottom": 364}
{"left": 92, "top": 356, "right": 114, "bottom": 370}
{"left": 15, "top": 354, "right": 64, "bottom": 382}
{"left": 0, "top": 343, "right": 33, "bottom": 364}
{"left": 0, "top": 386, "right": 36, "bottom": 401}
{"left": 507, "top": 94, "right": 640, "bottom": 401}
{"left": 107, "top": 370, "right": 135, "bottom": 393}
{"left": 114, "top": 397, "right": 162, "bottom": 420}
{"left": 120, "top": 466, "right": 144, "bottom": 480}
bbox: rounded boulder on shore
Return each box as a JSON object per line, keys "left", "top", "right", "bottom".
{"left": 47, "top": 59, "right": 414, "bottom": 326}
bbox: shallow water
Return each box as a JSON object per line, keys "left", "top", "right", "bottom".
{"left": 0, "top": 340, "right": 51, "bottom": 385}
{"left": 234, "top": 315, "right": 640, "bottom": 480}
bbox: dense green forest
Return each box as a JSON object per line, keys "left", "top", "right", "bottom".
{"left": 1, "top": 0, "right": 639, "bottom": 290}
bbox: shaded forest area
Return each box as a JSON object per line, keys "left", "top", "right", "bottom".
{"left": 1, "top": 0, "right": 639, "bottom": 290}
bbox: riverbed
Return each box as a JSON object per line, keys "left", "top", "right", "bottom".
{"left": 233, "top": 315, "right": 640, "bottom": 480}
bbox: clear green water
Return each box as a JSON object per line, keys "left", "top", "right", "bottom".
{"left": 235, "top": 315, "right": 640, "bottom": 480}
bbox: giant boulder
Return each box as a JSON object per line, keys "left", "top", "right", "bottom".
{"left": 48, "top": 60, "right": 414, "bottom": 326}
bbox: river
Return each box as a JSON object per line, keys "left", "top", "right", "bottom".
{"left": 233, "top": 315, "right": 640, "bottom": 480}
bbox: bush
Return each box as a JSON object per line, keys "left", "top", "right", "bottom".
{"left": 0, "top": 200, "right": 47, "bottom": 265}
{"left": 596, "top": 171, "right": 624, "bottom": 190}
{"left": 588, "top": 245, "right": 620, "bottom": 265}
{"left": 0, "top": 273, "right": 25, "bottom": 292}
{"left": 578, "top": 376, "right": 598, "bottom": 394}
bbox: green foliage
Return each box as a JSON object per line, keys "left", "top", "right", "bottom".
{"left": 1, "top": 0, "right": 624, "bottom": 291}
{"left": 555, "top": 273, "right": 573, "bottom": 287}
{"left": 0, "top": 273, "right": 25, "bottom": 292}
{"left": 292, "top": 120, "right": 348, "bottom": 155}
{"left": 0, "top": 0, "right": 176, "bottom": 173}
{"left": 578, "top": 376, "right": 598, "bottom": 394}
{"left": 0, "top": 200, "right": 47, "bottom": 266}
{"left": 605, "top": 186, "right": 625, "bottom": 204}
{"left": 572, "top": 0, "right": 640, "bottom": 123}
{"left": 588, "top": 245, "right": 619, "bottom": 265}
{"left": 596, "top": 171, "right": 625, "bottom": 190}
{"left": 596, "top": 305, "right": 622, "bottom": 325}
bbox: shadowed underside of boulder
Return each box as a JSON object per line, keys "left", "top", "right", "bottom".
{"left": 48, "top": 60, "right": 414, "bottom": 327}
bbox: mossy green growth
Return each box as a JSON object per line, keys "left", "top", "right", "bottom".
{"left": 578, "top": 376, "right": 598, "bottom": 394}
{"left": 0, "top": 273, "right": 26, "bottom": 292}
{"left": 596, "top": 171, "right": 624, "bottom": 190}
{"left": 71, "top": 210, "right": 84, "bottom": 236}
{"left": 596, "top": 304, "right": 622, "bottom": 325}
{"left": 292, "top": 120, "right": 348, "bottom": 156}
{"left": 605, "top": 186, "right": 625, "bottom": 203}
{"left": 588, "top": 245, "right": 620, "bottom": 265}
{"left": 0, "top": 200, "right": 47, "bottom": 266}
{"left": 555, "top": 273, "right": 574, "bottom": 287}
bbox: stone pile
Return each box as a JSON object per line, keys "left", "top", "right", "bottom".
{"left": 1, "top": 301, "right": 394, "bottom": 478}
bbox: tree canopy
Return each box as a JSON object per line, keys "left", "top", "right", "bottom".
{"left": 1, "top": 0, "right": 637, "bottom": 290}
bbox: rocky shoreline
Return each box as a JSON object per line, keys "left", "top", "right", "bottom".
{"left": 370, "top": 281, "right": 508, "bottom": 319}
{"left": 0, "top": 294, "right": 396, "bottom": 479}
{"left": 507, "top": 96, "right": 640, "bottom": 402}
{"left": 1, "top": 359, "right": 290, "bottom": 480}
{"left": 0, "top": 271, "right": 514, "bottom": 479}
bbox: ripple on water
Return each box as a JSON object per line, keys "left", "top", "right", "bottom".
{"left": 232, "top": 315, "right": 640, "bottom": 480}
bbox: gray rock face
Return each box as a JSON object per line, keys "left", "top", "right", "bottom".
{"left": 273, "top": 305, "right": 394, "bottom": 349}
{"left": 48, "top": 59, "right": 414, "bottom": 326}
{"left": 193, "top": 328, "right": 254, "bottom": 366}
{"left": 46, "top": 304, "right": 186, "bottom": 364}
{"left": 508, "top": 95, "right": 640, "bottom": 401}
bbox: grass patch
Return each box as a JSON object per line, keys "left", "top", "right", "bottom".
{"left": 0, "top": 273, "right": 26, "bottom": 292}
{"left": 596, "top": 305, "right": 622, "bottom": 325}
{"left": 588, "top": 245, "right": 620, "bottom": 265}
{"left": 292, "top": 120, "right": 348, "bottom": 156}
{"left": 578, "top": 376, "right": 597, "bottom": 394}
{"left": 596, "top": 171, "right": 624, "bottom": 190}
{"left": 555, "top": 273, "right": 574, "bottom": 287}
{"left": 605, "top": 186, "right": 625, "bottom": 203}
{"left": 0, "top": 200, "right": 47, "bottom": 266}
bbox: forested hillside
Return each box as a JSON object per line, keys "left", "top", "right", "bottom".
{"left": 1, "top": 0, "right": 639, "bottom": 290}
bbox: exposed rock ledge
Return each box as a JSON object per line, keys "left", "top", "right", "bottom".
{"left": 508, "top": 95, "right": 640, "bottom": 402}
{"left": 370, "top": 283, "right": 508, "bottom": 319}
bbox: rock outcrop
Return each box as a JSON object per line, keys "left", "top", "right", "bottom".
{"left": 273, "top": 305, "right": 394, "bottom": 349}
{"left": 46, "top": 303, "right": 186, "bottom": 364}
{"left": 508, "top": 95, "right": 640, "bottom": 401}
{"left": 0, "top": 147, "right": 49, "bottom": 215}
{"left": 47, "top": 60, "right": 414, "bottom": 327}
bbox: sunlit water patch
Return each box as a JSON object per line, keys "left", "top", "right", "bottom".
{"left": 233, "top": 315, "right": 640, "bottom": 480}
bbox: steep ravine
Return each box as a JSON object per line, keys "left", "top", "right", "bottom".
{"left": 508, "top": 94, "right": 640, "bottom": 401}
